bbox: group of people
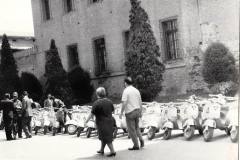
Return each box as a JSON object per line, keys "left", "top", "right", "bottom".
{"left": 85, "top": 77, "right": 144, "bottom": 157}
{"left": 0, "top": 91, "right": 65, "bottom": 141}
{"left": 0, "top": 77, "right": 144, "bottom": 157}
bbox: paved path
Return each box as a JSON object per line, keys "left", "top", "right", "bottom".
{"left": 0, "top": 129, "right": 238, "bottom": 160}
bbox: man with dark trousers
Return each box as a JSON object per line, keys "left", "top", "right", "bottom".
{"left": 12, "top": 92, "right": 23, "bottom": 139}
{"left": 22, "top": 91, "right": 33, "bottom": 138}
{"left": 0, "top": 93, "right": 14, "bottom": 141}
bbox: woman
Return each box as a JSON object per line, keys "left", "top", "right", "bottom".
{"left": 85, "top": 87, "right": 116, "bottom": 157}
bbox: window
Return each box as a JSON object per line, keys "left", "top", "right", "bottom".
{"left": 89, "top": 0, "right": 102, "bottom": 4}
{"left": 162, "top": 19, "right": 180, "bottom": 60}
{"left": 63, "top": 0, "right": 74, "bottom": 13}
{"left": 93, "top": 37, "right": 107, "bottom": 75}
{"left": 41, "top": 0, "right": 51, "bottom": 21}
{"left": 123, "top": 30, "right": 130, "bottom": 57}
{"left": 67, "top": 44, "right": 79, "bottom": 70}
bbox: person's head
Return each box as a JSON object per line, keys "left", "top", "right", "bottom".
{"left": 96, "top": 87, "right": 106, "bottom": 99}
{"left": 124, "top": 77, "right": 133, "bottom": 87}
{"left": 47, "top": 94, "right": 52, "bottom": 99}
{"left": 23, "top": 91, "right": 28, "bottom": 97}
{"left": 4, "top": 93, "right": 10, "bottom": 100}
{"left": 51, "top": 95, "right": 55, "bottom": 100}
{"left": 12, "top": 92, "right": 18, "bottom": 100}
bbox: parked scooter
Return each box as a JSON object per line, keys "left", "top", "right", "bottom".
{"left": 202, "top": 94, "right": 230, "bottom": 142}
{"left": 226, "top": 97, "right": 238, "bottom": 142}
{"left": 181, "top": 96, "right": 203, "bottom": 140}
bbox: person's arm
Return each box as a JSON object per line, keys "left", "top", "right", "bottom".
{"left": 120, "top": 90, "right": 127, "bottom": 119}
{"left": 85, "top": 113, "right": 94, "bottom": 125}
{"left": 139, "top": 94, "right": 143, "bottom": 117}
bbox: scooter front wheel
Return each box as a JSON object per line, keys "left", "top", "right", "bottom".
{"left": 184, "top": 126, "right": 195, "bottom": 140}
{"left": 230, "top": 126, "right": 239, "bottom": 143}
{"left": 163, "top": 128, "right": 172, "bottom": 140}
{"left": 203, "top": 127, "right": 214, "bottom": 142}
{"left": 67, "top": 125, "right": 78, "bottom": 135}
{"left": 77, "top": 127, "right": 84, "bottom": 137}
{"left": 147, "top": 127, "right": 156, "bottom": 140}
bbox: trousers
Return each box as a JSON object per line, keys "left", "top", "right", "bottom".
{"left": 125, "top": 109, "right": 143, "bottom": 147}
{"left": 3, "top": 118, "right": 13, "bottom": 140}
{"left": 22, "top": 116, "right": 32, "bottom": 137}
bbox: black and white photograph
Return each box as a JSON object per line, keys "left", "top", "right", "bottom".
{"left": 0, "top": 0, "right": 239, "bottom": 160}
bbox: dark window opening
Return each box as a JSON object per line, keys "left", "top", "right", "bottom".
{"left": 64, "top": 0, "right": 74, "bottom": 13}
{"left": 89, "top": 0, "right": 102, "bottom": 4}
{"left": 162, "top": 19, "right": 180, "bottom": 60}
{"left": 42, "top": 0, "right": 51, "bottom": 20}
{"left": 93, "top": 38, "right": 107, "bottom": 75}
{"left": 123, "top": 30, "right": 130, "bottom": 58}
{"left": 67, "top": 44, "right": 79, "bottom": 70}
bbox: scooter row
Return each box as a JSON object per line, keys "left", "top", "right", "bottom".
{"left": 142, "top": 95, "right": 238, "bottom": 142}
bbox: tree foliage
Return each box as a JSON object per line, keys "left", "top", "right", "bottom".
{"left": 20, "top": 72, "right": 43, "bottom": 102}
{"left": 67, "top": 66, "right": 94, "bottom": 105}
{"left": 44, "top": 39, "right": 74, "bottom": 107}
{"left": 202, "top": 42, "right": 238, "bottom": 84}
{"left": 125, "top": 0, "right": 165, "bottom": 101}
{"left": 0, "top": 34, "right": 21, "bottom": 98}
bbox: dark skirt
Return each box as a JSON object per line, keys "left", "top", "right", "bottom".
{"left": 96, "top": 117, "right": 115, "bottom": 143}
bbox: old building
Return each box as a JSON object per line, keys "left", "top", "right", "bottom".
{"left": 30, "top": 0, "right": 239, "bottom": 98}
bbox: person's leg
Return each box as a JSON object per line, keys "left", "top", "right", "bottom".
{"left": 22, "top": 117, "right": 30, "bottom": 138}
{"left": 126, "top": 115, "right": 139, "bottom": 148}
{"left": 12, "top": 119, "right": 17, "bottom": 139}
{"left": 17, "top": 117, "right": 23, "bottom": 138}
{"left": 107, "top": 142, "right": 115, "bottom": 153}
{"left": 4, "top": 119, "right": 13, "bottom": 140}
{"left": 97, "top": 141, "right": 105, "bottom": 154}
{"left": 135, "top": 117, "right": 144, "bottom": 147}
{"left": 27, "top": 117, "right": 32, "bottom": 135}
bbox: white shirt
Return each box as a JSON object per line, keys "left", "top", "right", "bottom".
{"left": 121, "top": 85, "right": 142, "bottom": 114}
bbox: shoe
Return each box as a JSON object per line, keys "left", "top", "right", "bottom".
{"left": 97, "top": 150, "right": 104, "bottom": 155}
{"left": 18, "top": 135, "right": 22, "bottom": 138}
{"left": 107, "top": 152, "right": 116, "bottom": 157}
{"left": 29, "top": 135, "right": 32, "bottom": 138}
{"left": 128, "top": 146, "right": 140, "bottom": 150}
{"left": 140, "top": 140, "right": 144, "bottom": 148}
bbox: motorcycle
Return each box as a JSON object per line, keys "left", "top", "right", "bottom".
{"left": 201, "top": 94, "right": 230, "bottom": 142}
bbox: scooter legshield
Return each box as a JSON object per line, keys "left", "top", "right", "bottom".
{"left": 163, "top": 121, "right": 174, "bottom": 129}
{"left": 203, "top": 119, "right": 216, "bottom": 128}
{"left": 183, "top": 119, "right": 195, "bottom": 128}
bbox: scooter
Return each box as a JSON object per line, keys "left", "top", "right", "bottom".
{"left": 226, "top": 97, "right": 238, "bottom": 142}
{"left": 145, "top": 102, "right": 164, "bottom": 140}
{"left": 181, "top": 96, "right": 203, "bottom": 140}
{"left": 202, "top": 94, "right": 230, "bottom": 142}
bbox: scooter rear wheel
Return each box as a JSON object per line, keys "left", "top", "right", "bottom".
{"left": 67, "top": 125, "right": 78, "bottom": 135}
{"left": 86, "top": 128, "right": 92, "bottom": 138}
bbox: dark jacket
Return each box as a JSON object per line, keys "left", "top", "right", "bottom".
{"left": 0, "top": 99, "right": 14, "bottom": 119}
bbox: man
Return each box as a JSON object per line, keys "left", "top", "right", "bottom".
{"left": 119, "top": 77, "right": 144, "bottom": 150}
{"left": 22, "top": 91, "right": 33, "bottom": 138}
{"left": 44, "top": 94, "right": 53, "bottom": 109}
{"left": 12, "top": 92, "right": 23, "bottom": 139}
{"left": 51, "top": 96, "right": 64, "bottom": 111}
{"left": 0, "top": 93, "right": 14, "bottom": 140}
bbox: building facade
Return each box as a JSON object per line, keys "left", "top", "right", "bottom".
{"left": 30, "top": 0, "right": 239, "bottom": 98}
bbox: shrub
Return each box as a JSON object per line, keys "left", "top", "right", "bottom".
{"left": 44, "top": 39, "right": 74, "bottom": 107}
{"left": 209, "top": 81, "right": 238, "bottom": 96}
{"left": 20, "top": 72, "right": 43, "bottom": 101}
{"left": 202, "top": 42, "right": 238, "bottom": 84}
{"left": 0, "top": 34, "right": 21, "bottom": 98}
{"left": 125, "top": 0, "right": 165, "bottom": 101}
{"left": 67, "top": 66, "right": 94, "bottom": 104}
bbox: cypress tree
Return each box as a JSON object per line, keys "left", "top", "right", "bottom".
{"left": 44, "top": 39, "right": 74, "bottom": 107}
{"left": 0, "top": 34, "right": 21, "bottom": 97}
{"left": 125, "top": 0, "right": 165, "bottom": 101}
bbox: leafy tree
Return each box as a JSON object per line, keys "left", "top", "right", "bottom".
{"left": 44, "top": 39, "right": 74, "bottom": 107}
{"left": 0, "top": 34, "right": 21, "bottom": 98}
{"left": 67, "top": 66, "right": 94, "bottom": 105}
{"left": 202, "top": 42, "right": 238, "bottom": 84}
{"left": 125, "top": 0, "right": 165, "bottom": 101}
{"left": 20, "top": 72, "right": 43, "bottom": 102}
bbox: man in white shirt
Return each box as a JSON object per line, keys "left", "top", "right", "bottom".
{"left": 119, "top": 77, "right": 144, "bottom": 150}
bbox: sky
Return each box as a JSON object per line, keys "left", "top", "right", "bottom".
{"left": 0, "top": 0, "right": 34, "bottom": 36}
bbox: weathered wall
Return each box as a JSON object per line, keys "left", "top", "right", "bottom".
{"left": 30, "top": 0, "right": 239, "bottom": 98}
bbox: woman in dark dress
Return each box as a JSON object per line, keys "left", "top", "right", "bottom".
{"left": 85, "top": 87, "right": 116, "bottom": 157}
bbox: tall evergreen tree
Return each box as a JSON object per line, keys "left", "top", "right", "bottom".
{"left": 44, "top": 39, "right": 74, "bottom": 107}
{"left": 0, "top": 34, "right": 21, "bottom": 98}
{"left": 125, "top": 0, "right": 165, "bottom": 101}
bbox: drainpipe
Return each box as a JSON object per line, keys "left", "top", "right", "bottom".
{"left": 196, "top": 0, "right": 203, "bottom": 44}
